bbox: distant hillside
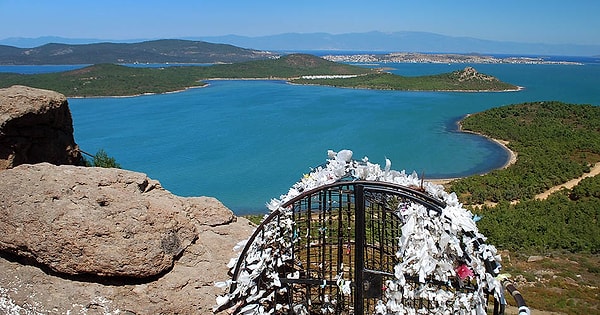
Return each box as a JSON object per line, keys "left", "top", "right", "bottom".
{"left": 0, "top": 39, "right": 279, "bottom": 65}
{"left": 0, "top": 36, "right": 143, "bottom": 48}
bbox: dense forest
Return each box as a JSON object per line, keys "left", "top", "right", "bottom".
{"left": 473, "top": 175, "right": 600, "bottom": 253}
{"left": 447, "top": 101, "right": 600, "bottom": 253}
{"left": 450, "top": 101, "right": 600, "bottom": 203}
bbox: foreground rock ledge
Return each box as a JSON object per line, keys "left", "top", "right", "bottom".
{"left": 0, "top": 162, "right": 239, "bottom": 278}
{"left": 0, "top": 163, "right": 254, "bottom": 313}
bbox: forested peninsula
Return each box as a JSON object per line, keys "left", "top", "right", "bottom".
{"left": 442, "top": 101, "right": 600, "bottom": 312}
{"left": 0, "top": 54, "right": 518, "bottom": 97}
{"left": 446, "top": 101, "right": 600, "bottom": 254}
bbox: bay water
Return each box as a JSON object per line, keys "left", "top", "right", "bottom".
{"left": 16, "top": 62, "right": 599, "bottom": 215}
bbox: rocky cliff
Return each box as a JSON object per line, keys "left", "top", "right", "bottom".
{"left": 0, "top": 85, "right": 83, "bottom": 169}
{"left": 0, "top": 86, "right": 252, "bottom": 313}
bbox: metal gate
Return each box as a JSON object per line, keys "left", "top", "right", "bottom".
{"left": 223, "top": 180, "right": 453, "bottom": 314}
{"left": 215, "top": 151, "right": 530, "bottom": 314}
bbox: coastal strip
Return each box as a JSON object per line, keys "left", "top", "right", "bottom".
{"left": 458, "top": 114, "right": 518, "bottom": 170}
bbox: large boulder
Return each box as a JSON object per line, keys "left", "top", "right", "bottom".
{"left": 0, "top": 217, "right": 254, "bottom": 314}
{"left": 0, "top": 162, "right": 254, "bottom": 313}
{"left": 0, "top": 85, "right": 83, "bottom": 170}
{"left": 0, "top": 163, "right": 235, "bottom": 278}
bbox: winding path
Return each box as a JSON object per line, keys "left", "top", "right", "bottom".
{"left": 534, "top": 162, "right": 600, "bottom": 200}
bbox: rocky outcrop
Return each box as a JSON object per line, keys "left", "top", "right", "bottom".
{"left": 0, "top": 163, "right": 254, "bottom": 313}
{"left": 454, "top": 66, "right": 496, "bottom": 82}
{"left": 0, "top": 85, "right": 83, "bottom": 170}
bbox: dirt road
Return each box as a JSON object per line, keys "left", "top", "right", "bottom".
{"left": 534, "top": 162, "right": 600, "bottom": 200}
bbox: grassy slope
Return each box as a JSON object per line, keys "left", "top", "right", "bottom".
{"left": 500, "top": 251, "right": 599, "bottom": 314}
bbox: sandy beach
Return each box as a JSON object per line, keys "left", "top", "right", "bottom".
{"left": 428, "top": 116, "right": 517, "bottom": 185}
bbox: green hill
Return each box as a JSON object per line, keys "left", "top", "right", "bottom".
{"left": 198, "top": 53, "right": 374, "bottom": 78}
{"left": 434, "top": 105, "right": 600, "bottom": 315}
{"left": 0, "top": 63, "right": 206, "bottom": 96}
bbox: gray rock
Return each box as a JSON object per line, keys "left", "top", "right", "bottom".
{"left": 527, "top": 255, "right": 545, "bottom": 262}
{"left": 0, "top": 85, "right": 83, "bottom": 169}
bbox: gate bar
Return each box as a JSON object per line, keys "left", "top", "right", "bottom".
{"left": 354, "top": 184, "right": 365, "bottom": 314}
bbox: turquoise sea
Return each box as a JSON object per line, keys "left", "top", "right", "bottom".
{"left": 7, "top": 61, "right": 599, "bottom": 214}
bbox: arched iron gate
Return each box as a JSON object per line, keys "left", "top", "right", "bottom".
{"left": 226, "top": 180, "right": 470, "bottom": 314}
{"left": 216, "top": 151, "right": 531, "bottom": 314}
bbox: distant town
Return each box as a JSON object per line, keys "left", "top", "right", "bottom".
{"left": 323, "top": 52, "right": 583, "bottom": 65}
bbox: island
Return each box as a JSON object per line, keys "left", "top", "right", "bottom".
{"left": 290, "top": 64, "right": 519, "bottom": 91}
{"left": 0, "top": 54, "right": 519, "bottom": 97}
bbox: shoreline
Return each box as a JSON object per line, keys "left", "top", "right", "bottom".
{"left": 459, "top": 115, "right": 518, "bottom": 170}
{"left": 67, "top": 83, "right": 208, "bottom": 99}
{"left": 428, "top": 114, "right": 518, "bottom": 185}
{"left": 66, "top": 78, "right": 523, "bottom": 99}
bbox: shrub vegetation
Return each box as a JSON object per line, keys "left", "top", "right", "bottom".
{"left": 473, "top": 176, "right": 600, "bottom": 253}
{"left": 291, "top": 70, "right": 517, "bottom": 91}
{"left": 84, "top": 149, "right": 121, "bottom": 168}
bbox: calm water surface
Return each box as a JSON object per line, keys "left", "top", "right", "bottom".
{"left": 65, "top": 62, "right": 600, "bottom": 214}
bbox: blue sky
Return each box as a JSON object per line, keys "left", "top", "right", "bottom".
{"left": 1, "top": 0, "right": 598, "bottom": 45}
